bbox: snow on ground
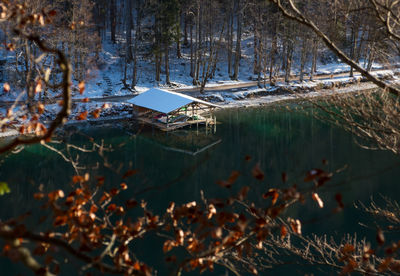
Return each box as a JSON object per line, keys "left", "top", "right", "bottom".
{"left": 217, "top": 82, "right": 379, "bottom": 109}
{"left": 0, "top": 30, "right": 397, "bottom": 102}
{"left": 1, "top": 31, "right": 399, "bottom": 136}
{"left": 55, "top": 33, "right": 400, "bottom": 100}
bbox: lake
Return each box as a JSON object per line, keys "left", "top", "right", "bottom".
{"left": 0, "top": 104, "right": 399, "bottom": 275}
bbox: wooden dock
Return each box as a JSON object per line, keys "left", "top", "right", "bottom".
{"left": 136, "top": 116, "right": 216, "bottom": 132}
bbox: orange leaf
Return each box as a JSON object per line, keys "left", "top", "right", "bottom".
{"left": 263, "top": 189, "right": 279, "bottom": 205}
{"left": 163, "top": 240, "right": 176, "bottom": 253}
{"left": 228, "top": 171, "right": 240, "bottom": 184}
{"left": 3, "top": 83, "right": 10, "bottom": 92}
{"left": 312, "top": 193, "right": 324, "bottom": 208}
{"left": 33, "top": 245, "right": 47, "bottom": 255}
{"left": 289, "top": 219, "right": 302, "bottom": 234}
{"left": 37, "top": 103, "right": 45, "bottom": 114}
{"left": 96, "top": 176, "right": 105, "bottom": 185}
{"left": 378, "top": 257, "right": 393, "bottom": 272}
{"left": 280, "top": 225, "right": 287, "bottom": 239}
{"left": 250, "top": 266, "right": 258, "bottom": 275}
{"left": 38, "top": 15, "right": 45, "bottom": 26}
{"left": 116, "top": 206, "right": 125, "bottom": 215}
{"left": 217, "top": 171, "right": 240, "bottom": 188}
{"left": 54, "top": 215, "right": 68, "bottom": 227}
{"left": 78, "top": 81, "right": 85, "bottom": 94}
{"left": 72, "top": 175, "right": 84, "bottom": 183}
{"left": 122, "top": 169, "right": 138, "bottom": 179}
{"left": 35, "top": 81, "right": 42, "bottom": 93}
{"left": 238, "top": 186, "right": 250, "bottom": 200}
{"left": 91, "top": 109, "right": 101, "bottom": 119}
{"left": 126, "top": 199, "right": 138, "bottom": 209}
{"left": 6, "top": 43, "right": 15, "bottom": 51}
{"left": 75, "top": 111, "right": 88, "bottom": 121}
{"left": 120, "top": 183, "right": 128, "bottom": 190}
{"left": 271, "top": 191, "right": 279, "bottom": 205}
{"left": 377, "top": 228, "right": 385, "bottom": 246}
{"left": 99, "top": 192, "right": 110, "bottom": 203}
{"left": 341, "top": 259, "right": 358, "bottom": 274}
{"left": 133, "top": 262, "right": 141, "bottom": 271}
{"left": 252, "top": 163, "right": 264, "bottom": 181}
{"left": 33, "top": 193, "right": 45, "bottom": 200}
{"left": 90, "top": 205, "right": 98, "bottom": 213}
{"left": 211, "top": 227, "right": 222, "bottom": 239}
{"left": 107, "top": 204, "right": 117, "bottom": 212}
{"left": 110, "top": 188, "right": 119, "bottom": 196}
{"left": 335, "top": 193, "right": 344, "bottom": 211}
{"left": 48, "top": 10, "right": 57, "bottom": 17}
{"left": 48, "top": 190, "right": 64, "bottom": 201}
{"left": 342, "top": 244, "right": 355, "bottom": 254}
{"left": 57, "top": 190, "right": 65, "bottom": 198}
{"left": 81, "top": 97, "right": 90, "bottom": 103}
{"left": 3, "top": 244, "right": 11, "bottom": 253}
{"left": 208, "top": 204, "right": 217, "bottom": 219}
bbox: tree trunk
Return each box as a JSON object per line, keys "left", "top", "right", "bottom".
{"left": 176, "top": 10, "right": 182, "bottom": 58}
{"left": 183, "top": 13, "right": 188, "bottom": 46}
{"left": 131, "top": 3, "right": 141, "bottom": 89}
{"left": 110, "top": 0, "right": 116, "bottom": 43}
{"left": 227, "top": 6, "right": 233, "bottom": 76}
{"left": 125, "top": 0, "right": 133, "bottom": 61}
{"left": 269, "top": 28, "right": 277, "bottom": 85}
{"left": 254, "top": 25, "right": 258, "bottom": 75}
{"left": 200, "top": 23, "right": 225, "bottom": 93}
{"left": 284, "top": 43, "right": 293, "bottom": 84}
{"left": 165, "top": 43, "right": 170, "bottom": 84}
{"left": 194, "top": 1, "right": 201, "bottom": 85}
{"left": 349, "top": 26, "right": 359, "bottom": 77}
{"left": 190, "top": 23, "right": 194, "bottom": 77}
{"left": 310, "top": 37, "right": 318, "bottom": 81}
{"left": 367, "top": 42, "right": 375, "bottom": 72}
{"left": 299, "top": 37, "right": 308, "bottom": 82}
{"left": 232, "top": 0, "right": 242, "bottom": 80}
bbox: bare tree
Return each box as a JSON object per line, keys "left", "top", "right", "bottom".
{"left": 267, "top": 0, "right": 400, "bottom": 96}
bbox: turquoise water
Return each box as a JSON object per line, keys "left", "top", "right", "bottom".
{"left": 0, "top": 105, "right": 399, "bottom": 275}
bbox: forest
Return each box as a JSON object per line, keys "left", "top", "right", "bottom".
{"left": 0, "top": 0, "right": 395, "bottom": 93}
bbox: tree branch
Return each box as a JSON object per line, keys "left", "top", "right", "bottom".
{"left": 0, "top": 30, "right": 72, "bottom": 153}
{"left": 269, "top": 0, "right": 400, "bottom": 97}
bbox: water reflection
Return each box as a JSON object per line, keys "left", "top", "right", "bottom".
{"left": 0, "top": 105, "right": 400, "bottom": 275}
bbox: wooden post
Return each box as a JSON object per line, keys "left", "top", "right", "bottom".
{"left": 214, "top": 116, "right": 216, "bottom": 133}
{"left": 167, "top": 114, "right": 169, "bottom": 129}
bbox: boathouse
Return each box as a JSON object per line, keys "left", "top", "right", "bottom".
{"left": 127, "top": 88, "right": 220, "bottom": 131}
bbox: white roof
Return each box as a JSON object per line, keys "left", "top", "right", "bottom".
{"left": 127, "top": 88, "right": 219, "bottom": 114}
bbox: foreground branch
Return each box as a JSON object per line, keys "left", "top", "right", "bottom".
{"left": 0, "top": 29, "right": 72, "bottom": 153}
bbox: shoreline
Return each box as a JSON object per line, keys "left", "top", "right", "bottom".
{"left": 206, "top": 81, "right": 378, "bottom": 109}
{"left": 0, "top": 80, "right": 384, "bottom": 138}
{"left": 61, "top": 80, "right": 380, "bottom": 126}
